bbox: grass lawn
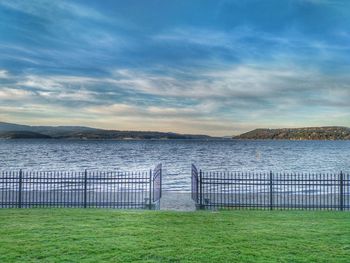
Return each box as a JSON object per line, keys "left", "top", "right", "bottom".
{"left": 0, "top": 209, "right": 349, "bottom": 262}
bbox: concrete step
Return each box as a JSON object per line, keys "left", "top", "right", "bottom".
{"left": 160, "top": 191, "right": 196, "bottom": 211}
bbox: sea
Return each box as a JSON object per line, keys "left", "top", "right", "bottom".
{"left": 1, "top": 139, "right": 349, "bottom": 191}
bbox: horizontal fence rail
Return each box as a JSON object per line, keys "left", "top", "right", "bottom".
{"left": 192, "top": 165, "right": 350, "bottom": 211}
{"left": 0, "top": 165, "right": 162, "bottom": 210}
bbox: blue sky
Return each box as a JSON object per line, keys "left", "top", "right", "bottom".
{"left": 0, "top": 0, "right": 350, "bottom": 135}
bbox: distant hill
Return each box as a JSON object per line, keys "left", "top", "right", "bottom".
{"left": 234, "top": 127, "right": 350, "bottom": 140}
{"left": 0, "top": 122, "right": 215, "bottom": 140}
{"left": 0, "top": 131, "right": 52, "bottom": 139}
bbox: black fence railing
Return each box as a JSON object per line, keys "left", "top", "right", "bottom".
{"left": 0, "top": 164, "right": 162, "bottom": 210}
{"left": 192, "top": 165, "right": 350, "bottom": 211}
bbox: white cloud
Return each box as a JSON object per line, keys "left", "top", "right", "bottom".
{"left": 0, "top": 88, "right": 34, "bottom": 100}
{"left": 17, "top": 75, "right": 64, "bottom": 91}
{"left": 154, "top": 28, "right": 236, "bottom": 48}
{"left": 108, "top": 65, "right": 320, "bottom": 101}
{"left": 0, "top": 69, "right": 8, "bottom": 78}
{"left": 0, "top": 0, "right": 107, "bottom": 21}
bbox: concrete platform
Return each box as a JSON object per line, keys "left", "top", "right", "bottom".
{"left": 160, "top": 191, "right": 196, "bottom": 211}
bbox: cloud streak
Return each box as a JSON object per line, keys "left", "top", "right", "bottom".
{"left": 1, "top": 61, "right": 350, "bottom": 135}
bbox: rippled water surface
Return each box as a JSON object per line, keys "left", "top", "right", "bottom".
{"left": 1, "top": 139, "right": 350, "bottom": 191}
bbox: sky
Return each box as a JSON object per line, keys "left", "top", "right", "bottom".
{"left": 0, "top": 0, "right": 350, "bottom": 136}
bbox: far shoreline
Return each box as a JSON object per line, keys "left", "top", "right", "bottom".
{"left": 1, "top": 138, "right": 350, "bottom": 141}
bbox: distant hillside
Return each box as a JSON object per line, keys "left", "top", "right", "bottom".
{"left": 0, "top": 122, "right": 215, "bottom": 140}
{"left": 0, "top": 131, "right": 52, "bottom": 139}
{"left": 234, "top": 127, "right": 350, "bottom": 140}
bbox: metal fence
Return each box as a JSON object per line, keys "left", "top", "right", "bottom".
{"left": 191, "top": 164, "right": 198, "bottom": 203}
{"left": 153, "top": 164, "right": 162, "bottom": 203}
{"left": 0, "top": 164, "right": 162, "bottom": 210}
{"left": 192, "top": 165, "right": 350, "bottom": 211}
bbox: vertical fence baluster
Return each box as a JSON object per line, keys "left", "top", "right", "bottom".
{"left": 28, "top": 171, "right": 31, "bottom": 208}
{"left": 18, "top": 169, "right": 22, "bottom": 208}
{"left": 84, "top": 169, "right": 87, "bottom": 208}
{"left": 237, "top": 171, "right": 239, "bottom": 209}
{"left": 112, "top": 171, "right": 115, "bottom": 209}
{"left": 307, "top": 172, "right": 310, "bottom": 210}
{"left": 160, "top": 166, "right": 162, "bottom": 201}
{"left": 224, "top": 171, "right": 227, "bottom": 208}
{"left": 0, "top": 171, "right": 3, "bottom": 208}
{"left": 217, "top": 171, "right": 219, "bottom": 209}
{"left": 2, "top": 172, "right": 5, "bottom": 208}
{"left": 9, "top": 171, "right": 11, "bottom": 208}
{"left": 149, "top": 169, "right": 152, "bottom": 210}
{"left": 301, "top": 172, "right": 303, "bottom": 210}
{"left": 199, "top": 170, "right": 203, "bottom": 209}
{"left": 269, "top": 171, "right": 273, "bottom": 210}
{"left": 38, "top": 171, "right": 42, "bottom": 208}
{"left": 340, "top": 171, "right": 344, "bottom": 211}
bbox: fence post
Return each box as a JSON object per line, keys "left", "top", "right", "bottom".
{"left": 149, "top": 169, "right": 152, "bottom": 210}
{"left": 199, "top": 170, "right": 203, "bottom": 209}
{"left": 196, "top": 171, "right": 199, "bottom": 204}
{"left": 340, "top": 171, "right": 344, "bottom": 211}
{"left": 160, "top": 166, "right": 162, "bottom": 199}
{"left": 84, "top": 169, "right": 87, "bottom": 208}
{"left": 18, "top": 169, "right": 23, "bottom": 208}
{"left": 269, "top": 171, "right": 273, "bottom": 210}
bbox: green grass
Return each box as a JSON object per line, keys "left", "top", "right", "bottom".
{"left": 0, "top": 209, "right": 349, "bottom": 262}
